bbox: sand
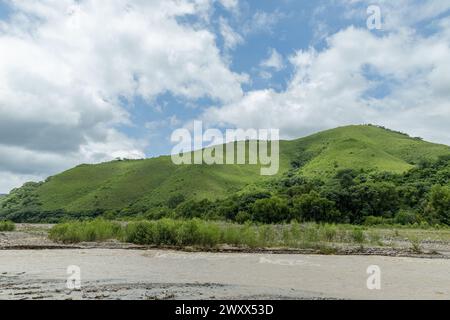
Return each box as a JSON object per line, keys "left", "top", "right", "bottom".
{"left": 1, "top": 249, "right": 449, "bottom": 300}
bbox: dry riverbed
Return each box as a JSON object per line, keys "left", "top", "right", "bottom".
{"left": 1, "top": 249, "right": 449, "bottom": 300}
{"left": 0, "top": 224, "right": 449, "bottom": 300}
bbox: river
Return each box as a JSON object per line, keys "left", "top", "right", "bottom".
{"left": 0, "top": 249, "right": 448, "bottom": 300}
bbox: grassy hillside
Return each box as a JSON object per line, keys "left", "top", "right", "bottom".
{"left": 290, "top": 125, "right": 449, "bottom": 177}
{"left": 1, "top": 125, "right": 449, "bottom": 218}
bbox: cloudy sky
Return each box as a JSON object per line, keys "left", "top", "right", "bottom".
{"left": 0, "top": 0, "right": 450, "bottom": 193}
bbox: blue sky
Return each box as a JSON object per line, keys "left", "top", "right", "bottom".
{"left": 100, "top": 0, "right": 381, "bottom": 157}
{"left": 0, "top": 0, "right": 450, "bottom": 192}
{"left": 116, "top": 0, "right": 357, "bottom": 157}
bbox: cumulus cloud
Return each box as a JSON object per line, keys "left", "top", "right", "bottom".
{"left": 0, "top": 172, "right": 44, "bottom": 195}
{"left": 341, "top": 0, "right": 450, "bottom": 30}
{"left": 218, "top": 0, "right": 239, "bottom": 11}
{"left": 260, "top": 48, "right": 284, "bottom": 71}
{"left": 202, "top": 24, "right": 450, "bottom": 144}
{"left": 243, "top": 10, "right": 284, "bottom": 35}
{"left": 219, "top": 17, "right": 244, "bottom": 50}
{"left": 0, "top": 0, "right": 245, "bottom": 192}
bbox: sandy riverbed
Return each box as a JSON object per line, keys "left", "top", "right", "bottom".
{"left": 0, "top": 249, "right": 449, "bottom": 300}
{"left": 1, "top": 224, "right": 449, "bottom": 300}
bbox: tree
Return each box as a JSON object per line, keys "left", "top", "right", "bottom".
{"left": 251, "top": 197, "right": 290, "bottom": 224}
{"left": 291, "top": 191, "right": 338, "bottom": 222}
{"left": 425, "top": 185, "right": 450, "bottom": 225}
{"left": 166, "top": 194, "right": 185, "bottom": 209}
{"left": 332, "top": 182, "right": 399, "bottom": 223}
{"left": 335, "top": 169, "right": 358, "bottom": 188}
{"left": 175, "top": 199, "right": 213, "bottom": 219}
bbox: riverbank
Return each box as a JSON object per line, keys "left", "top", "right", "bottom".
{"left": 1, "top": 223, "right": 450, "bottom": 259}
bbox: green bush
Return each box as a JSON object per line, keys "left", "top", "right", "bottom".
{"left": 166, "top": 194, "right": 186, "bottom": 209}
{"left": 364, "top": 216, "right": 395, "bottom": 226}
{"left": 320, "top": 224, "right": 337, "bottom": 242}
{"left": 0, "top": 220, "right": 15, "bottom": 232}
{"left": 49, "top": 219, "right": 122, "bottom": 243}
{"left": 175, "top": 199, "right": 213, "bottom": 219}
{"left": 124, "top": 219, "right": 222, "bottom": 247}
{"left": 351, "top": 227, "right": 365, "bottom": 244}
{"left": 144, "top": 207, "right": 173, "bottom": 221}
{"left": 123, "top": 221, "right": 156, "bottom": 244}
{"left": 235, "top": 211, "right": 252, "bottom": 224}
{"left": 395, "top": 210, "right": 420, "bottom": 225}
{"left": 48, "top": 218, "right": 443, "bottom": 250}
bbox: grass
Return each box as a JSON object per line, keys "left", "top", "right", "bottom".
{"left": 49, "top": 219, "right": 122, "bottom": 243}
{"left": 351, "top": 227, "right": 365, "bottom": 244}
{"left": 0, "top": 221, "right": 15, "bottom": 232}
{"left": 409, "top": 236, "right": 423, "bottom": 254}
{"left": 48, "top": 218, "right": 450, "bottom": 253}
{"left": 3, "top": 125, "right": 448, "bottom": 217}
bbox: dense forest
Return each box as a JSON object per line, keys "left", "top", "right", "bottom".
{"left": 158, "top": 155, "right": 450, "bottom": 226}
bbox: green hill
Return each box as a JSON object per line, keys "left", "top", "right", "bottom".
{"left": 1, "top": 125, "right": 449, "bottom": 219}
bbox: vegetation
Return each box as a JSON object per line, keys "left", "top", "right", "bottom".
{"left": 1, "top": 125, "right": 449, "bottom": 225}
{"left": 49, "top": 220, "right": 122, "bottom": 243}
{"left": 48, "top": 218, "right": 450, "bottom": 252}
{"left": 112, "top": 154, "right": 448, "bottom": 227}
{"left": 0, "top": 220, "right": 15, "bottom": 232}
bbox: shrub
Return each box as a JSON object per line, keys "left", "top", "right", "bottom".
{"left": 124, "top": 219, "right": 221, "bottom": 247}
{"left": 409, "top": 236, "right": 423, "bottom": 253}
{"left": 49, "top": 219, "right": 122, "bottom": 243}
{"left": 351, "top": 227, "right": 365, "bottom": 244}
{"left": 175, "top": 199, "right": 213, "bottom": 219}
{"left": 124, "top": 221, "right": 156, "bottom": 244}
{"left": 144, "top": 207, "right": 173, "bottom": 221}
{"left": 320, "top": 224, "right": 337, "bottom": 242}
{"left": 364, "top": 216, "right": 394, "bottom": 226}
{"left": 364, "top": 216, "right": 385, "bottom": 226}
{"left": 303, "top": 223, "right": 320, "bottom": 242}
{"left": 167, "top": 194, "right": 185, "bottom": 209}
{"left": 235, "top": 211, "right": 252, "bottom": 224}
{"left": 395, "top": 210, "right": 420, "bottom": 225}
{"left": 0, "top": 220, "right": 15, "bottom": 232}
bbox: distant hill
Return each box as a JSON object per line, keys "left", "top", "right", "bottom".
{"left": 1, "top": 125, "right": 449, "bottom": 218}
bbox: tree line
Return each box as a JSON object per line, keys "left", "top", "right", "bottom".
{"left": 1, "top": 156, "right": 449, "bottom": 226}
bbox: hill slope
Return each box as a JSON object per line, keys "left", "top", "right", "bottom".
{"left": 1, "top": 125, "right": 449, "bottom": 216}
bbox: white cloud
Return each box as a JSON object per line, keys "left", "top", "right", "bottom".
{"left": 243, "top": 10, "right": 284, "bottom": 35}
{"left": 202, "top": 24, "right": 450, "bottom": 145}
{"left": 341, "top": 0, "right": 450, "bottom": 30}
{"left": 0, "top": 172, "right": 44, "bottom": 195}
{"left": 260, "top": 48, "right": 284, "bottom": 71}
{"left": 145, "top": 115, "right": 182, "bottom": 133}
{"left": 219, "top": 17, "right": 244, "bottom": 50}
{"left": 259, "top": 70, "right": 272, "bottom": 80}
{"left": 0, "top": 0, "right": 246, "bottom": 192}
{"left": 218, "top": 0, "right": 239, "bottom": 11}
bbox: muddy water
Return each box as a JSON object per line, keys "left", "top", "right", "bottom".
{"left": 0, "top": 249, "right": 449, "bottom": 300}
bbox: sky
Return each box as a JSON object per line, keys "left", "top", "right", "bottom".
{"left": 0, "top": 0, "right": 450, "bottom": 193}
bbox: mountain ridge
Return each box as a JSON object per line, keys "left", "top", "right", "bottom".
{"left": 1, "top": 125, "right": 449, "bottom": 218}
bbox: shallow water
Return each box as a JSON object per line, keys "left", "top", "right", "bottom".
{"left": 0, "top": 249, "right": 449, "bottom": 300}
